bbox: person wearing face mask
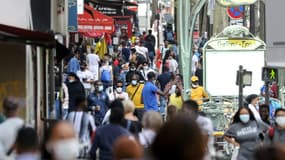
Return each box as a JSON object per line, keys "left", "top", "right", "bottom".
{"left": 246, "top": 94, "right": 269, "bottom": 130}
{"left": 66, "top": 72, "right": 86, "bottom": 112}
{"left": 125, "top": 62, "right": 145, "bottom": 85}
{"left": 45, "top": 121, "right": 79, "bottom": 160}
{"left": 142, "top": 72, "right": 166, "bottom": 112}
{"left": 87, "top": 81, "right": 110, "bottom": 126}
{"left": 114, "top": 80, "right": 129, "bottom": 101}
{"left": 76, "top": 63, "right": 94, "bottom": 96}
{"left": 190, "top": 76, "right": 208, "bottom": 107}
{"left": 126, "top": 74, "right": 145, "bottom": 121}
{"left": 168, "top": 86, "right": 183, "bottom": 110}
{"left": 224, "top": 106, "right": 262, "bottom": 160}
{"left": 265, "top": 108, "right": 285, "bottom": 144}
{"left": 139, "top": 61, "right": 156, "bottom": 80}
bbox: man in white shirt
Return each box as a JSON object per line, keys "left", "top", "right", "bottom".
{"left": 192, "top": 51, "right": 199, "bottom": 75}
{"left": 86, "top": 48, "right": 100, "bottom": 81}
{"left": 135, "top": 41, "right": 149, "bottom": 61}
{"left": 168, "top": 55, "right": 178, "bottom": 73}
{"left": 0, "top": 97, "right": 24, "bottom": 160}
{"left": 77, "top": 63, "right": 95, "bottom": 96}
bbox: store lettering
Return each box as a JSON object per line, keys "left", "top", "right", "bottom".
{"left": 217, "top": 40, "right": 255, "bottom": 48}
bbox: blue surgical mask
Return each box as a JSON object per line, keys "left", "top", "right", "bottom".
{"left": 240, "top": 114, "right": 250, "bottom": 123}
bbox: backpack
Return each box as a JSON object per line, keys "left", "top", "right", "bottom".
{"left": 101, "top": 68, "right": 111, "bottom": 82}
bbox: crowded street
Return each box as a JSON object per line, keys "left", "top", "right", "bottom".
{"left": 0, "top": 0, "right": 285, "bottom": 160}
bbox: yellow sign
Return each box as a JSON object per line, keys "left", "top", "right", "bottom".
{"left": 208, "top": 39, "right": 262, "bottom": 50}
{"left": 216, "top": 0, "right": 257, "bottom": 6}
{"left": 228, "top": 40, "right": 256, "bottom": 48}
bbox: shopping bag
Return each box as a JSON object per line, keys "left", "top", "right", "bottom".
{"left": 231, "top": 146, "right": 239, "bottom": 160}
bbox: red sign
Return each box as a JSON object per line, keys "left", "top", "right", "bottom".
{"left": 227, "top": 6, "right": 244, "bottom": 19}
{"left": 78, "top": 5, "right": 114, "bottom": 36}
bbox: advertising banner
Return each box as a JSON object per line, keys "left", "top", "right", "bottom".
{"left": 68, "top": 0, "right": 78, "bottom": 32}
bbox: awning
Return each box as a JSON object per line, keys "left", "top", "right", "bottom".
{"left": 0, "top": 23, "right": 70, "bottom": 61}
{"left": 86, "top": 0, "right": 138, "bottom": 9}
{"left": 78, "top": 5, "right": 114, "bottom": 37}
{"left": 0, "top": 23, "right": 55, "bottom": 47}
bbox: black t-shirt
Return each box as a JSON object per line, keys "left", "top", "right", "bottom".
{"left": 157, "top": 72, "right": 172, "bottom": 91}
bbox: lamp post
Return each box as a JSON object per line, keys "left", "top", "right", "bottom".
{"left": 177, "top": 0, "right": 207, "bottom": 100}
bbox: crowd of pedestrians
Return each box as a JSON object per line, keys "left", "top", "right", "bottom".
{"left": 1, "top": 29, "right": 285, "bottom": 160}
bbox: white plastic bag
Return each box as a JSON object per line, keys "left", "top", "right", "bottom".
{"left": 231, "top": 146, "right": 239, "bottom": 160}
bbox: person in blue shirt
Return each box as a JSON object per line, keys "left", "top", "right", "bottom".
{"left": 67, "top": 51, "right": 80, "bottom": 73}
{"left": 142, "top": 72, "right": 166, "bottom": 112}
{"left": 90, "top": 100, "right": 130, "bottom": 160}
{"left": 87, "top": 81, "right": 110, "bottom": 126}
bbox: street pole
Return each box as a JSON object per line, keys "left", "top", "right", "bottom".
{"left": 177, "top": 0, "right": 191, "bottom": 100}
{"left": 238, "top": 65, "right": 244, "bottom": 107}
{"left": 176, "top": 0, "right": 207, "bottom": 100}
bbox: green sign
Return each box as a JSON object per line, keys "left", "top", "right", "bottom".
{"left": 262, "top": 67, "right": 278, "bottom": 82}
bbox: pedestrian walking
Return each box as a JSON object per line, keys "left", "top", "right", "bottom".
{"left": 139, "top": 111, "right": 163, "bottom": 149}
{"left": 66, "top": 72, "right": 85, "bottom": 112}
{"left": 15, "top": 127, "right": 40, "bottom": 160}
{"left": 224, "top": 106, "right": 262, "bottom": 160}
{"left": 67, "top": 51, "right": 80, "bottom": 74}
{"left": 0, "top": 97, "right": 24, "bottom": 160}
{"left": 142, "top": 72, "right": 165, "bottom": 112}
{"left": 87, "top": 48, "right": 100, "bottom": 81}
{"left": 182, "top": 100, "right": 215, "bottom": 160}
{"left": 151, "top": 113, "right": 205, "bottom": 160}
{"left": 126, "top": 74, "right": 145, "bottom": 121}
{"left": 45, "top": 121, "right": 79, "bottom": 160}
{"left": 87, "top": 81, "right": 110, "bottom": 126}
{"left": 90, "top": 103, "right": 130, "bottom": 160}
{"left": 66, "top": 96, "right": 96, "bottom": 158}
{"left": 121, "top": 100, "right": 142, "bottom": 135}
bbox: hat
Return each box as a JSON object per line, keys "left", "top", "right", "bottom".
{"left": 191, "top": 76, "right": 199, "bottom": 82}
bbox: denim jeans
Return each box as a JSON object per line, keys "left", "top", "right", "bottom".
{"left": 159, "top": 96, "right": 167, "bottom": 114}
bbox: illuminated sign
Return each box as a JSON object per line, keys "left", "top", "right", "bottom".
{"left": 262, "top": 67, "right": 278, "bottom": 82}
{"left": 216, "top": 0, "right": 257, "bottom": 7}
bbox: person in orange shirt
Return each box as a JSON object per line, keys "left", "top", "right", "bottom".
{"left": 190, "top": 76, "right": 209, "bottom": 106}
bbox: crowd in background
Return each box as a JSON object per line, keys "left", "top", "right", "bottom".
{"left": 0, "top": 28, "right": 285, "bottom": 160}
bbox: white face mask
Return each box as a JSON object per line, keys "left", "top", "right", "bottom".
{"left": 192, "top": 84, "right": 198, "bottom": 88}
{"left": 276, "top": 116, "right": 285, "bottom": 127}
{"left": 98, "top": 85, "right": 104, "bottom": 92}
{"left": 69, "top": 79, "right": 75, "bottom": 83}
{"left": 240, "top": 114, "right": 250, "bottom": 123}
{"left": 47, "top": 138, "right": 79, "bottom": 160}
{"left": 131, "top": 80, "right": 137, "bottom": 86}
{"left": 116, "top": 87, "right": 123, "bottom": 93}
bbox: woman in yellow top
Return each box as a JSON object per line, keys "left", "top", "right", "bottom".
{"left": 169, "top": 86, "right": 183, "bottom": 110}
{"left": 190, "top": 76, "right": 209, "bottom": 106}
